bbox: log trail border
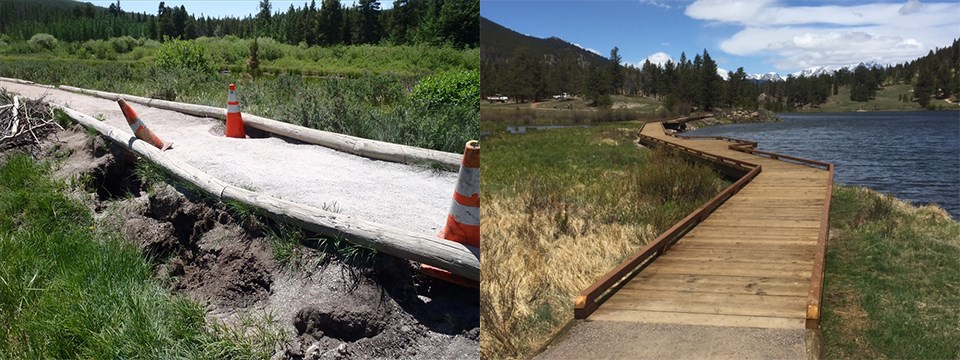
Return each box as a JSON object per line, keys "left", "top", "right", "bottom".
{"left": 39, "top": 98, "right": 478, "bottom": 281}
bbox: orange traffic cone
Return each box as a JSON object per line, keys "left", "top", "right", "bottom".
{"left": 439, "top": 140, "right": 480, "bottom": 247}
{"left": 225, "top": 83, "right": 246, "bottom": 138}
{"left": 421, "top": 140, "right": 480, "bottom": 288}
{"left": 117, "top": 99, "right": 172, "bottom": 151}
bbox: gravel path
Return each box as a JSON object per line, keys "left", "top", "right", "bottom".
{"left": 1, "top": 80, "right": 456, "bottom": 235}
{"left": 537, "top": 320, "right": 807, "bottom": 359}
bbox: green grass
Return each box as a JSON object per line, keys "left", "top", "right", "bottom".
{"left": 823, "top": 186, "right": 960, "bottom": 359}
{"left": 0, "top": 154, "right": 282, "bottom": 358}
{"left": 480, "top": 107, "right": 660, "bottom": 132}
{"left": 0, "top": 57, "right": 479, "bottom": 153}
{"left": 2, "top": 36, "right": 479, "bottom": 78}
{"left": 798, "top": 83, "right": 955, "bottom": 112}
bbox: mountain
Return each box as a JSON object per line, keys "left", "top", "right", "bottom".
{"left": 790, "top": 61, "right": 883, "bottom": 78}
{"left": 744, "top": 61, "right": 884, "bottom": 82}
{"left": 480, "top": 16, "right": 609, "bottom": 66}
{"left": 747, "top": 72, "right": 784, "bottom": 82}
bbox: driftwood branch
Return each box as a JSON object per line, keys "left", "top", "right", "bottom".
{"left": 0, "top": 93, "right": 58, "bottom": 152}
{"left": 56, "top": 85, "right": 463, "bottom": 171}
{"left": 51, "top": 103, "right": 480, "bottom": 281}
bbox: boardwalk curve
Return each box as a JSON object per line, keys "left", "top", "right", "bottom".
{"left": 575, "top": 121, "right": 834, "bottom": 331}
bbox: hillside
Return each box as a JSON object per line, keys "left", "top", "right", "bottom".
{"left": 480, "top": 16, "right": 608, "bottom": 66}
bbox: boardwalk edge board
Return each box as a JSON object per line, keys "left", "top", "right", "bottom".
{"left": 51, "top": 103, "right": 480, "bottom": 281}
{"left": 49, "top": 82, "right": 462, "bottom": 171}
{"left": 574, "top": 121, "right": 833, "bottom": 331}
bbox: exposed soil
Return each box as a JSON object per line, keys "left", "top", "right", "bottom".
{"left": 28, "top": 124, "right": 479, "bottom": 359}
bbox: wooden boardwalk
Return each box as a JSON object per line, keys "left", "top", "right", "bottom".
{"left": 575, "top": 122, "right": 833, "bottom": 331}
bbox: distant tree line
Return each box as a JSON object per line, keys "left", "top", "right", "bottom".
{"left": 482, "top": 38, "right": 959, "bottom": 112}
{"left": 0, "top": 0, "right": 478, "bottom": 48}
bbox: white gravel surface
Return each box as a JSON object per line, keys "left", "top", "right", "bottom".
{"left": 2, "top": 80, "right": 456, "bottom": 235}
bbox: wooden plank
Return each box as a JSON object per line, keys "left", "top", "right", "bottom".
{"left": 600, "top": 293, "right": 806, "bottom": 319}
{"left": 642, "top": 261, "right": 812, "bottom": 278}
{"left": 651, "top": 257, "right": 812, "bottom": 272}
{"left": 671, "top": 242, "right": 817, "bottom": 253}
{"left": 622, "top": 274, "right": 810, "bottom": 296}
{"left": 589, "top": 309, "right": 806, "bottom": 329}
{"left": 662, "top": 251, "right": 814, "bottom": 265}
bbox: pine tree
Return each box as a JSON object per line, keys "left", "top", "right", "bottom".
{"left": 914, "top": 65, "right": 935, "bottom": 108}
{"left": 607, "top": 47, "right": 623, "bottom": 95}
{"left": 356, "top": 0, "right": 382, "bottom": 44}
{"left": 319, "top": 0, "right": 343, "bottom": 45}
{"left": 700, "top": 49, "right": 721, "bottom": 110}
{"left": 850, "top": 65, "right": 876, "bottom": 102}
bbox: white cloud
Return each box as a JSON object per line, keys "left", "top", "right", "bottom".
{"left": 639, "top": 0, "right": 673, "bottom": 9}
{"left": 899, "top": 0, "right": 924, "bottom": 14}
{"left": 717, "top": 68, "right": 729, "bottom": 80}
{"left": 684, "top": 0, "right": 960, "bottom": 70}
{"left": 643, "top": 51, "right": 674, "bottom": 66}
{"left": 661, "top": 41, "right": 671, "bottom": 46}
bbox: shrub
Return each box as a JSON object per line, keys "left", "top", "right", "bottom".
{"left": 109, "top": 36, "right": 139, "bottom": 54}
{"left": 155, "top": 38, "right": 211, "bottom": 73}
{"left": 27, "top": 33, "right": 58, "bottom": 50}
{"left": 255, "top": 37, "right": 284, "bottom": 61}
{"left": 82, "top": 39, "right": 117, "bottom": 60}
{"left": 410, "top": 70, "right": 480, "bottom": 110}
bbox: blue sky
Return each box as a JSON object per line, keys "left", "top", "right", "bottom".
{"left": 90, "top": 1, "right": 389, "bottom": 19}
{"left": 481, "top": 0, "right": 960, "bottom": 76}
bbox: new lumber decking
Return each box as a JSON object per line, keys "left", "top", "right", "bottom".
{"left": 576, "top": 121, "right": 833, "bottom": 331}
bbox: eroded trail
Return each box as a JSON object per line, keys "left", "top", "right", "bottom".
{"left": 0, "top": 80, "right": 456, "bottom": 236}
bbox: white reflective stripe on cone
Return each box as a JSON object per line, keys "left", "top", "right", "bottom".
{"left": 228, "top": 90, "right": 237, "bottom": 102}
{"left": 227, "top": 104, "right": 241, "bottom": 113}
{"left": 454, "top": 167, "right": 480, "bottom": 198}
{"left": 128, "top": 119, "right": 145, "bottom": 133}
{"left": 448, "top": 200, "right": 480, "bottom": 226}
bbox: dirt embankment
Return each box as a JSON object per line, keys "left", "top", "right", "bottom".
{"left": 36, "top": 125, "right": 479, "bottom": 359}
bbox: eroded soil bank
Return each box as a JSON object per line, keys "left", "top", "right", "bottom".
{"left": 27, "top": 124, "right": 479, "bottom": 359}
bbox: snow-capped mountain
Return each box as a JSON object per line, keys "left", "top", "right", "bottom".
{"left": 790, "top": 61, "right": 883, "bottom": 78}
{"left": 742, "top": 62, "right": 884, "bottom": 82}
{"left": 746, "top": 72, "right": 783, "bottom": 82}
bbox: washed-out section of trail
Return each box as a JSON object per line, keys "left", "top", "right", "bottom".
{"left": 0, "top": 79, "right": 456, "bottom": 236}
{"left": 540, "top": 121, "right": 832, "bottom": 358}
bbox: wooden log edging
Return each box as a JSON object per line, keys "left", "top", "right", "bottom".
{"left": 573, "top": 123, "right": 762, "bottom": 319}
{"left": 51, "top": 103, "right": 480, "bottom": 281}
{"left": 55, "top": 84, "right": 462, "bottom": 171}
{"left": 0, "top": 77, "right": 56, "bottom": 89}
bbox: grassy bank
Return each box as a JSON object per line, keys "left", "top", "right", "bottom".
{"left": 0, "top": 154, "right": 280, "bottom": 358}
{"left": 0, "top": 39, "right": 479, "bottom": 154}
{"left": 823, "top": 186, "right": 960, "bottom": 359}
{"left": 480, "top": 107, "right": 662, "bottom": 132}
{"left": 796, "top": 83, "right": 958, "bottom": 112}
{"left": 480, "top": 122, "right": 729, "bottom": 358}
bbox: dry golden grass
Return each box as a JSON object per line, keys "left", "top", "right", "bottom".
{"left": 480, "top": 124, "right": 728, "bottom": 359}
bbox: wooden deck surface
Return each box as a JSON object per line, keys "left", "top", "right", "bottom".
{"left": 588, "top": 122, "right": 831, "bottom": 330}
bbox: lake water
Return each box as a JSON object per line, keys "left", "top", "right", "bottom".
{"left": 686, "top": 111, "right": 960, "bottom": 219}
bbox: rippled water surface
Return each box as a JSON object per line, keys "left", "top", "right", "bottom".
{"left": 687, "top": 111, "right": 960, "bottom": 219}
